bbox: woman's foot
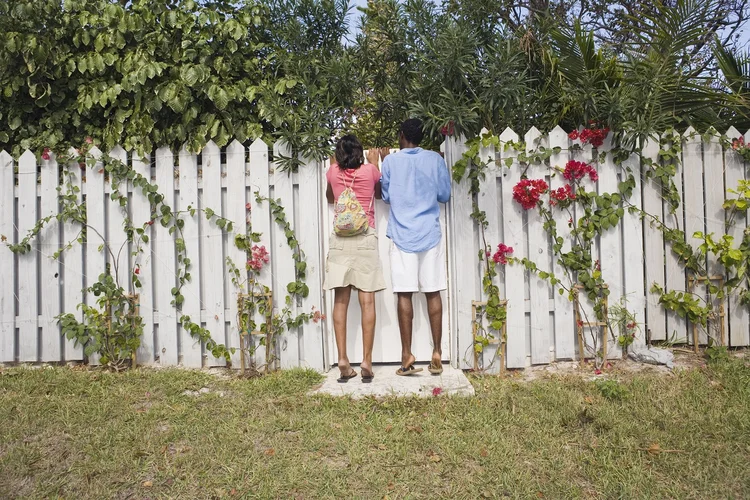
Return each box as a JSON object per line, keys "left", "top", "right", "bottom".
{"left": 337, "top": 362, "right": 357, "bottom": 383}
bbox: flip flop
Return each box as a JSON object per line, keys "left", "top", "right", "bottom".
{"left": 337, "top": 369, "right": 357, "bottom": 383}
{"left": 361, "top": 368, "right": 374, "bottom": 384}
{"left": 428, "top": 362, "right": 443, "bottom": 375}
{"left": 395, "top": 364, "right": 423, "bottom": 376}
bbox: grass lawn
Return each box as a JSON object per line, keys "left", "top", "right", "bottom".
{"left": 1, "top": 356, "right": 749, "bottom": 499}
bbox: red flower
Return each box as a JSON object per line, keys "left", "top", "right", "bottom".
{"left": 732, "top": 136, "right": 746, "bottom": 150}
{"left": 42, "top": 148, "right": 51, "bottom": 161}
{"left": 576, "top": 125, "right": 609, "bottom": 148}
{"left": 146, "top": 220, "right": 154, "bottom": 226}
{"left": 245, "top": 203, "right": 252, "bottom": 211}
{"left": 550, "top": 184, "right": 576, "bottom": 206}
{"left": 432, "top": 387, "right": 443, "bottom": 396}
{"left": 594, "top": 368, "right": 602, "bottom": 375}
{"left": 563, "top": 160, "right": 598, "bottom": 183}
{"left": 568, "top": 218, "right": 573, "bottom": 226}
{"left": 134, "top": 267, "right": 140, "bottom": 275}
{"left": 568, "top": 130, "right": 579, "bottom": 140}
{"left": 492, "top": 243, "right": 514, "bottom": 265}
{"left": 85, "top": 137, "right": 93, "bottom": 144}
{"left": 440, "top": 121, "right": 455, "bottom": 137}
{"left": 594, "top": 260, "right": 601, "bottom": 271}
{"left": 513, "top": 179, "right": 548, "bottom": 210}
{"left": 577, "top": 319, "right": 584, "bottom": 328}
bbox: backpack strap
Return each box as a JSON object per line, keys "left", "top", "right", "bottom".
{"left": 339, "top": 168, "right": 358, "bottom": 189}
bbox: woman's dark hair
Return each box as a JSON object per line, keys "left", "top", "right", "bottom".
{"left": 335, "top": 134, "right": 365, "bottom": 170}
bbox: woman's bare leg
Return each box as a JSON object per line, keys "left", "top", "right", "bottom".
{"left": 334, "top": 287, "right": 354, "bottom": 376}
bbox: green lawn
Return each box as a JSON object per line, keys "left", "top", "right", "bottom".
{"left": 0, "top": 356, "right": 749, "bottom": 499}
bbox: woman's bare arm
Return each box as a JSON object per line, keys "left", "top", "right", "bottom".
{"left": 326, "top": 182, "right": 334, "bottom": 204}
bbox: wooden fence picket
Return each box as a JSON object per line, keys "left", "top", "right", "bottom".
{"left": 39, "top": 154, "right": 61, "bottom": 362}
{"left": 621, "top": 150, "right": 646, "bottom": 348}
{"left": 84, "top": 147, "right": 107, "bottom": 365}
{"left": 225, "top": 140, "right": 247, "bottom": 368}
{"left": 642, "top": 139, "right": 666, "bottom": 342}
{"left": 446, "top": 136, "right": 476, "bottom": 369}
{"left": 200, "top": 141, "right": 227, "bottom": 367}
{"left": 598, "top": 134, "right": 624, "bottom": 359}
{"left": 663, "top": 132, "right": 688, "bottom": 343}
{"left": 724, "top": 128, "right": 750, "bottom": 347}
{"left": 548, "top": 126, "right": 575, "bottom": 359}
{"left": 248, "top": 138, "right": 272, "bottom": 368}
{"left": 132, "top": 152, "right": 154, "bottom": 364}
{"left": 178, "top": 146, "right": 203, "bottom": 367}
{"left": 526, "top": 127, "right": 552, "bottom": 364}
{"left": 498, "top": 128, "right": 527, "bottom": 368}
{"left": 154, "top": 147, "right": 178, "bottom": 366}
{"left": 271, "top": 141, "right": 299, "bottom": 369}
{"left": 682, "top": 128, "right": 705, "bottom": 344}
{"left": 476, "top": 130, "right": 501, "bottom": 371}
{"left": 62, "top": 151, "right": 85, "bottom": 361}
{"left": 0, "top": 151, "right": 15, "bottom": 362}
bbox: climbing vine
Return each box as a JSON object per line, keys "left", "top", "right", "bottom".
{"left": 453, "top": 123, "right": 750, "bottom": 370}
{"left": 4, "top": 140, "right": 321, "bottom": 370}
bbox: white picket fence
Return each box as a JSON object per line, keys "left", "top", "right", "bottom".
{"left": 0, "top": 127, "right": 748, "bottom": 370}
{"left": 444, "top": 126, "right": 750, "bottom": 371}
{"left": 0, "top": 139, "right": 327, "bottom": 370}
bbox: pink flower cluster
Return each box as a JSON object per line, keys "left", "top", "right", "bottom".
{"left": 492, "top": 243, "right": 514, "bottom": 265}
{"left": 549, "top": 184, "right": 576, "bottom": 206}
{"left": 247, "top": 245, "right": 269, "bottom": 271}
{"left": 513, "top": 179, "right": 548, "bottom": 210}
{"left": 732, "top": 136, "right": 746, "bottom": 150}
{"left": 568, "top": 123, "right": 609, "bottom": 148}
{"left": 563, "top": 160, "right": 598, "bottom": 183}
{"left": 42, "top": 148, "right": 51, "bottom": 161}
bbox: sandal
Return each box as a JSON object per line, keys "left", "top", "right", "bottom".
{"left": 360, "top": 367, "right": 374, "bottom": 384}
{"left": 337, "top": 368, "right": 357, "bottom": 383}
{"left": 395, "top": 364, "right": 423, "bottom": 376}
{"left": 428, "top": 362, "right": 443, "bottom": 375}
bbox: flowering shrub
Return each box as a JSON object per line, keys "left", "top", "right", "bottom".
{"left": 731, "top": 136, "right": 750, "bottom": 163}
{"left": 492, "top": 243, "right": 514, "bottom": 265}
{"left": 568, "top": 123, "right": 610, "bottom": 148}
{"left": 247, "top": 245, "right": 270, "bottom": 271}
{"left": 563, "top": 160, "right": 598, "bottom": 182}
{"left": 513, "top": 179, "right": 548, "bottom": 210}
{"left": 550, "top": 184, "right": 576, "bottom": 207}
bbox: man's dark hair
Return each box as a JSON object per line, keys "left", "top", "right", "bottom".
{"left": 400, "top": 118, "right": 424, "bottom": 145}
{"left": 335, "top": 134, "right": 365, "bottom": 170}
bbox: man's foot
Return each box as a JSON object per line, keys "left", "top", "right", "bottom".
{"left": 428, "top": 352, "right": 443, "bottom": 375}
{"left": 360, "top": 363, "right": 374, "bottom": 383}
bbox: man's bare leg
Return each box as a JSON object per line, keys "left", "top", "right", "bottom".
{"left": 425, "top": 291, "right": 443, "bottom": 367}
{"left": 358, "top": 290, "right": 376, "bottom": 377}
{"left": 397, "top": 292, "right": 415, "bottom": 368}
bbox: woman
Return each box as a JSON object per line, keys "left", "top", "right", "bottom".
{"left": 324, "top": 135, "right": 386, "bottom": 383}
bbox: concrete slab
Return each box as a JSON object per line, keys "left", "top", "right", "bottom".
{"left": 311, "top": 364, "right": 475, "bottom": 398}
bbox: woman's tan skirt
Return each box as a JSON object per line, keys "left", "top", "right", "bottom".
{"left": 323, "top": 228, "right": 386, "bottom": 292}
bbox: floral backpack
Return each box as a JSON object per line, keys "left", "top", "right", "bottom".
{"left": 333, "top": 169, "right": 372, "bottom": 237}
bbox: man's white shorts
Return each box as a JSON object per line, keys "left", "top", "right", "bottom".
{"left": 389, "top": 239, "right": 447, "bottom": 293}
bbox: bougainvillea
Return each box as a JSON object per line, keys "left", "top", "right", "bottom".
{"left": 513, "top": 179, "right": 548, "bottom": 210}
{"left": 492, "top": 243, "right": 514, "bottom": 265}
{"left": 563, "top": 160, "right": 598, "bottom": 182}
{"left": 247, "top": 245, "right": 270, "bottom": 271}
{"left": 731, "top": 136, "right": 750, "bottom": 163}
{"left": 550, "top": 184, "right": 576, "bottom": 206}
{"left": 568, "top": 123, "right": 610, "bottom": 148}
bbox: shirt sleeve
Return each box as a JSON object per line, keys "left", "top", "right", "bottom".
{"left": 437, "top": 156, "right": 451, "bottom": 203}
{"left": 381, "top": 158, "right": 391, "bottom": 204}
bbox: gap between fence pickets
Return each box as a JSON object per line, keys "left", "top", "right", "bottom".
{"left": 1, "top": 130, "right": 749, "bottom": 367}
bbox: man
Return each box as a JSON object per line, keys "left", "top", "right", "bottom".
{"left": 381, "top": 119, "right": 452, "bottom": 376}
